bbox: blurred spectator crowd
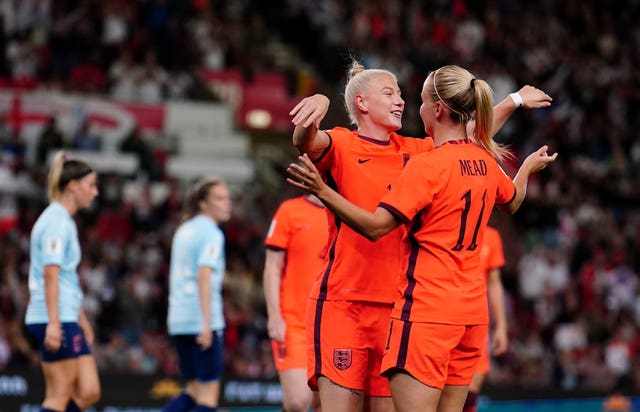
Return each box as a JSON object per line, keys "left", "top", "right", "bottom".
{"left": 1, "top": 0, "right": 640, "bottom": 396}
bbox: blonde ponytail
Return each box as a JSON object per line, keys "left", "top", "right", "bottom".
{"left": 427, "top": 65, "right": 511, "bottom": 161}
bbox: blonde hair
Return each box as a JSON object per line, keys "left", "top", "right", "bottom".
{"left": 343, "top": 59, "right": 398, "bottom": 127}
{"left": 426, "top": 65, "right": 511, "bottom": 161}
{"left": 47, "top": 151, "right": 93, "bottom": 202}
{"left": 182, "top": 176, "right": 226, "bottom": 222}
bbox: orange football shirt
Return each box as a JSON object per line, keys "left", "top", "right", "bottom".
{"left": 265, "top": 196, "right": 329, "bottom": 326}
{"left": 379, "top": 140, "right": 516, "bottom": 324}
{"left": 309, "top": 127, "right": 434, "bottom": 303}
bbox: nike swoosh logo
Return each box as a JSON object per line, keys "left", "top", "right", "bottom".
{"left": 358, "top": 158, "right": 372, "bottom": 164}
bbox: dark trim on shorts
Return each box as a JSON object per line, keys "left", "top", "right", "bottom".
{"left": 397, "top": 319, "right": 412, "bottom": 368}
{"left": 313, "top": 298, "right": 326, "bottom": 379}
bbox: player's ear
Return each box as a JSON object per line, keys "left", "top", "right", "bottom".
{"left": 355, "top": 94, "right": 367, "bottom": 112}
{"left": 434, "top": 101, "right": 444, "bottom": 117}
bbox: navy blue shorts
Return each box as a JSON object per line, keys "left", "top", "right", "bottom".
{"left": 172, "top": 330, "right": 224, "bottom": 382}
{"left": 26, "top": 322, "right": 91, "bottom": 362}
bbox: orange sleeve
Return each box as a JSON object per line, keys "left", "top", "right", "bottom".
{"left": 265, "top": 201, "right": 293, "bottom": 250}
{"left": 313, "top": 127, "right": 353, "bottom": 173}
{"left": 495, "top": 165, "right": 516, "bottom": 206}
{"left": 378, "top": 153, "right": 442, "bottom": 224}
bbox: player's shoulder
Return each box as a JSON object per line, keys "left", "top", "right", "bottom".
{"left": 392, "top": 133, "right": 434, "bottom": 152}
{"left": 326, "top": 126, "right": 355, "bottom": 135}
{"left": 325, "top": 127, "right": 356, "bottom": 143}
{"left": 278, "top": 195, "right": 307, "bottom": 212}
{"left": 37, "top": 203, "right": 70, "bottom": 230}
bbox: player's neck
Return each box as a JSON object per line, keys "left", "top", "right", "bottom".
{"left": 56, "top": 195, "right": 78, "bottom": 216}
{"left": 357, "top": 123, "right": 393, "bottom": 142}
{"left": 432, "top": 124, "right": 466, "bottom": 147}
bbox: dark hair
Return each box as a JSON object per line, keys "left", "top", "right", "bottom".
{"left": 182, "top": 177, "right": 226, "bottom": 221}
{"left": 47, "top": 151, "right": 93, "bottom": 202}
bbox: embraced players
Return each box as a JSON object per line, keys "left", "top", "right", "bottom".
{"left": 288, "top": 64, "right": 556, "bottom": 411}
{"left": 289, "top": 60, "right": 552, "bottom": 411}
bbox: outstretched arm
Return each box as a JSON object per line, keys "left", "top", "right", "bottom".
{"left": 288, "top": 154, "right": 400, "bottom": 241}
{"left": 492, "top": 86, "right": 552, "bottom": 137}
{"left": 502, "top": 145, "right": 558, "bottom": 214}
{"left": 290, "top": 94, "right": 332, "bottom": 160}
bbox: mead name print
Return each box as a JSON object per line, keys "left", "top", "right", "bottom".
{"left": 459, "top": 159, "right": 487, "bottom": 176}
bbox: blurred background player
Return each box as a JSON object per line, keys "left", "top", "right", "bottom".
{"left": 463, "top": 225, "right": 508, "bottom": 412}
{"left": 25, "top": 151, "right": 101, "bottom": 412}
{"left": 263, "top": 193, "right": 327, "bottom": 412}
{"left": 163, "top": 177, "right": 232, "bottom": 412}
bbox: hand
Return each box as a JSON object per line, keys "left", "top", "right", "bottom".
{"left": 491, "top": 326, "right": 508, "bottom": 356}
{"left": 44, "top": 322, "right": 62, "bottom": 352}
{"left": 287, "top": 154, "right": 327, "bottom": 196}
{"left": 518, "top": 85, "right": 552, "bottom": 109}
{"left": 523, "top": 145, "right": 558, "bottom": 173}
{"left": 196, "top": 327, "right": 212, "bottom": 350}
{"left": 290, "top": 94, "right": 330, "bottom": 128}
{"left": 267, "top": 315, "right": 286, "bottom": 343}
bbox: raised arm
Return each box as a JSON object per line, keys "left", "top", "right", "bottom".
{"left": 290, "top": 94, "right": 332, "bottom": 160}
{"left": 491, "top": 85, "right": 552, "bottom": 137}
{"left": 287, "top": 154, "right": 400, "bottom": 241}
{"left": 502, "top": 145, "right": 558, "bottom": 215}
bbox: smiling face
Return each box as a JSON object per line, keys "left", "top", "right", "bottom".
{"left": 200, "top": 183, "right": 232, "bottom": 224}
{"left": 358, "top": 73, "right": 405, "bottom": 131}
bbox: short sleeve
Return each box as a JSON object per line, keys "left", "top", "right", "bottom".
{"left": 379, "top": 154, "right": 440, "bottom": 223}
{"left": 265, "top": 202, "right": 293, "bottom": 250}
{"left": 39, "top": 221, "right": 69, "bottom": 266}
{"left": 198, "top": 231, "right": 223, "bottom": 268}
{"left": 494, "top": 165, "right": 516, "bottom": 206}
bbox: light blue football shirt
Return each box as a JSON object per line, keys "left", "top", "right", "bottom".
{"left": 25, "top": 202, "right": 83, "bottom": 324}
{"left": 167, "top": 214, "right": 226, "bottom": 335}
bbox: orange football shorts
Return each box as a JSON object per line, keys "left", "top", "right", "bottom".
{"left": 381, "top": 319, "right": 488, "bottom": 389}
{"left": 271, "top": 320, "right": 307, "bottom": 371}
{"left": 306, "top": 299, "right": 393, "bottom": 396}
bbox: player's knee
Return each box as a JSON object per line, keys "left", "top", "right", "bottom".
{"left": 283, "top": 390, "right": 314, "bottom": 412}
{"left": 283, "top": 395, "right": 311, "bottom": 412}
{"left": 78, "top": 385, "right": 101, "bottom": 407}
